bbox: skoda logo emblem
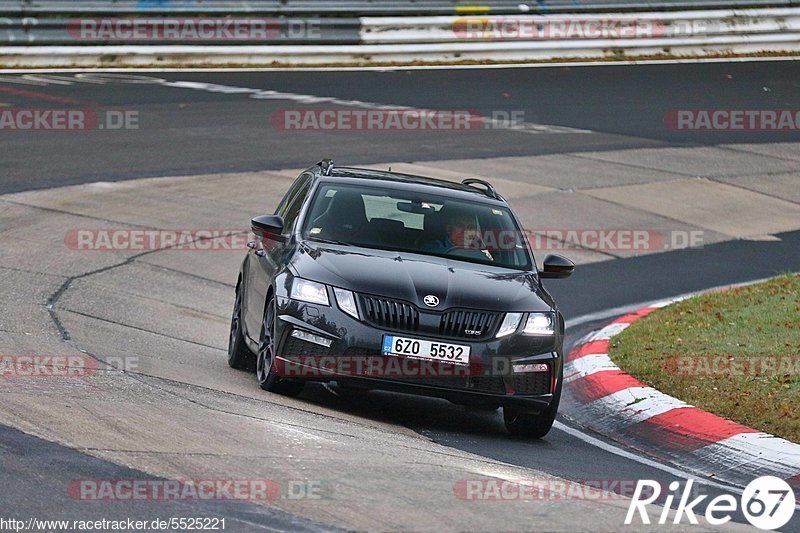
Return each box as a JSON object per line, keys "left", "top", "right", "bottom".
{"left": 423, "top": 295, "right": 440, "bottom": 307}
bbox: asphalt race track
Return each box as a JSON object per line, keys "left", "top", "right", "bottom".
{"left": 2, "top": 61, "right": 800, "bottom": 193}
{"left": 1, "top": 61, "right": 800, "bottom": 531}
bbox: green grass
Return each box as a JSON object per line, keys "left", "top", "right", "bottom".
{"left": 608, "top": 273, "right": 800, "bottom": 443}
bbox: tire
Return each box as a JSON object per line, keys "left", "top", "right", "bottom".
{"left": 503, "top": 369, "right": 562, "bottom": 438}
{"left": 228, "top": 281, "right": 255, "bottom": 370}
{"left": 256, "top": 294, "right": 304, "bottom": 397}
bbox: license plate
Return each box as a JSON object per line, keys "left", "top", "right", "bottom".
{"left": 382, "top": 335, "right": 471, "bottom": 365}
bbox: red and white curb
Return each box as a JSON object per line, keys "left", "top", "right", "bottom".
{"left": 563, "top": 296, "right": 800, "bottom": 495}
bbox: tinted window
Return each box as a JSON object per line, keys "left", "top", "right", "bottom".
{"left": 282, "top": 179, "right": 312, "bottom": 233}
{"left": 275, "top": 173, "right": 311, "bottom": 218}
{"left": 301, "top": 183, "right": 531, "bottom": 270}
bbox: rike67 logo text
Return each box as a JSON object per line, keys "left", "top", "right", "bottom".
{"left": 626, "top": 477, "right": 795, "bottom": 530}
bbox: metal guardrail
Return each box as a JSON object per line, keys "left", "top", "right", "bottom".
{"left": 3, "top": 0, "right": 799, "bottom": 45}
{"left": 1, "top": 4, "right": 799, "bottom": 66}
{"left": 2, "top": 6, "right": 799, "bottom": 45}
{"left": 1, "top": 0, "right": 799, "bottom": 16}
{"left": 2, "top": 7, "right": 798, "bottom": 66}
{"left": 361, "top": 8, "right": 800, "bottom": 43}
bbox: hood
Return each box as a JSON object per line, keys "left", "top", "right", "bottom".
{"left": 291, "top": 242, "right": 551, "bottom": 312}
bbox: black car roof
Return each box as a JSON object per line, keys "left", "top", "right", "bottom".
{"left": 318, "top": 166, "right": 508, "bottom": 205}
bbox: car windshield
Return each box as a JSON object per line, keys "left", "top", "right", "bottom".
{"left": 301, "top": 182, "right": 532, "bottom": 270}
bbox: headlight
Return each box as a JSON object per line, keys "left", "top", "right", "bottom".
{"left": 523, "top": 312, "right": 555, "bottom": 335}
{"left": 496, "top": 312, "right": 522, "bottom": 338}
{"left": 290, "top": 278, "right": 329, "bottom": 306}
{"left": 333, "top": 287, "right": 359, "bottom": 319}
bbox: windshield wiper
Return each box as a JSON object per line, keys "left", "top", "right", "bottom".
{"left": 307, "top": 236, "right": 351, "bottom": 246}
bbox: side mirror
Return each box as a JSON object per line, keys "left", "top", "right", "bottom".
{"left": 539, "top": 254, "right": 574, "bottom": 279}
{"left": 251, "top": 215, "right": 285, "bottom": 240}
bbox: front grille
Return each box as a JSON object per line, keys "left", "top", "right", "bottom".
{"left": 358, "top": 294, "right": 501, "bottom": 340}
{"left": 512, "top": 370, "right": 551, "bottom": 395}
{"left": 439, "top": 309, "right": 501, "bottom": 340}
{"left": 358, "top": 295, "right": 419, "bottom": 332}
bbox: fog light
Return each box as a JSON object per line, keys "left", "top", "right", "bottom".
{"left": 291, "top": 329, "right": 332, "bottom": 348}
{"left": 513, "top": 363, "right": 549, "bottom": 373}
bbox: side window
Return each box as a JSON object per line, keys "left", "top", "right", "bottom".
{"left": 275, "top": 173, "right": 311, "bottom": 218}
{"left": 281, "top": 180, "right": 312, "bottom": 234}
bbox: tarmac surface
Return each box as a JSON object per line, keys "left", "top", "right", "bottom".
{"left": 1, "top": 62, "right": 799, "bottom": 531}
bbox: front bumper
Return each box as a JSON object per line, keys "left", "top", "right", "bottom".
{"left": 272, "top": 295, "right": 563, "bottom": 412}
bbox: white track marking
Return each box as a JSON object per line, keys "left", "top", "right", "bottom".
{"left": 562, "top": 275, "right": 800, "bottom": 502}
{"left": 0, "top": 73, "right": 592, "bottom": 134}
{"left": 564, "top": 353, "right": 620, "bottom": 383}
{"left": 555, "top": 420, "right": 800, "bottom": 510}
{"left": 552, "top": 420, "right": 747, "bottom": 495}
{"left": 584, "top": 321, "right": 630, "bottom": 341}
{"left": 695, "top": 433, "right": 800, "bottom": 479}
{"left": 159, "top": 79, "right": 593, "bottom": 134}
{"left": 586, "top": 386, "right": 691, "bottom": 425}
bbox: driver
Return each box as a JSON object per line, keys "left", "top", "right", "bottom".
{"left": 421, "top": 211, "right": 492, "bottom": 260}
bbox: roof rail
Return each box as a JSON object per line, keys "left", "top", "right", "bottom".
{"left": 318, "top": 158, "right": 334, "bottom": 176}
{"left": 461, "top": 178, "right": 499, "bottom": 200}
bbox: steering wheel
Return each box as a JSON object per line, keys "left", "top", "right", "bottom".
{"left": 445, "top": 246, "right": 493, "bottom": 261}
